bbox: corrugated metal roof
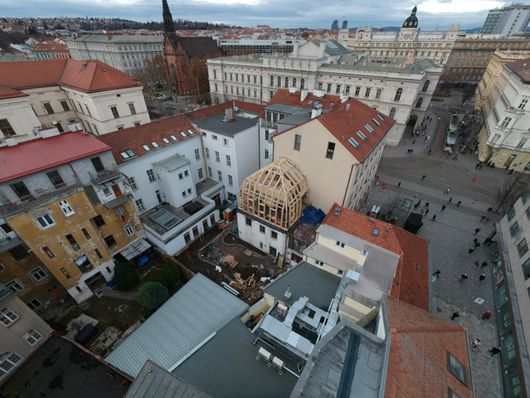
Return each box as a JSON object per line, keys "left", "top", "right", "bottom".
{"left": 106, "top": 273, "right": 248, "bottom": 377}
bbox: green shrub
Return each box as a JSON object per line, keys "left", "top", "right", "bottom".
{"left": 138, "top": 282, "right": 169, "bottom": 312}
{"left": 113, "top": 262, "right": 139, "bottom": 291}
{"left": 143, "top": 262, "right": 181, "bottom": 290}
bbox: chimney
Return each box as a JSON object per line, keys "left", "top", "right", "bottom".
{"left": 300, "top": 89, "right": 308, "bottom": 102}
{"left": 225, "top": 107, "right": 234, "bottom": 122}
{"left": 292, "top": 41, "right": 299, "bottom": 58}
{"left": 344, "top": 102, "right": 351, "bottom": 111}
{"left": 319, "top": 41, "right": 327, "bottom": 58}
{"left": 311, "top": 108, "right": 322, "bottom": 119}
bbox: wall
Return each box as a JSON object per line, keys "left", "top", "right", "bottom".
{"left": 22, "top": 87, "right": 77, "bottom": 133}
{"left": 236, "top": 212, "right": 287, "bottom": 255}
{"left": 234, "top": 124, "right": 261, "bottom": 195}
{"left": 0, "top": 97, "right": 41, "bottom": 143}
{"left": 273, "top": 119, "right": 356, "bottom": 212}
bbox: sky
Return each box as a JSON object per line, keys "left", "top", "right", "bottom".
{"left": 0, "top": 0, "right": 525, "bottom": 29}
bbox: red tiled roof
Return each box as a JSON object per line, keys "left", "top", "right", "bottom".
{"left": 324, "top": 204, "right": 429, "bottom": 309}
{"left": 32, "top": 42, "right": 69, "bottom": 53}
{"left": 269, "top": 89, "right": 342, "bottom": 110}
{"left": 186, "top": 100, "right": 265, "bottom": 121}
{"left": 0, "top": 132, "right": 111, "bottom": 183}
{"left": 0, "top": 86, "right": 27, "bottom": 100}
{"left": 317, "top": 99, "right": 395, "bottom": 162}
{"left": 506, "top": 58, "right": 530, "bottom": 84}
{"left": 385, "top": 297, "right": 473, "bottom": 398}
{"left": 97, "top": 115, "right": 200, "bottom": 165}
{"left": 0, "top": 59, "right": 141, "bottom": 93}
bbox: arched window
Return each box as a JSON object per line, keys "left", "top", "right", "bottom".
{"left": 301, "top": 79, "right": 305, "bottom": 90}
{"left": 422, "top": 80, "right": 430, "bottom": 93}
{"left": 247, "top": 88, "right": 251, "bottom": 97}
{"left": 254, "top": 88, "right": 257, "bottom": 98}
{"left": 277, "top": 76, "right": 281, "bottom": 87}
{"left": 394, "top": 88, "right": 403, "bottom": 102}
{"left": 270, "top": 75, "right": 274, "bottom": 86}
{"left": 230, "top": 86, "right": 234, "bottom": 94}
{"left": 292, "top": 77, "right": 297, "bottom": 88}
{"left": 415, "top": 97, "right": 423, "bottom": 109}
{"left": 284, "top": 77, "right": 289, "bottom": 88}
{"left": 389, "top": 107, "right": 396, "bottom": 119}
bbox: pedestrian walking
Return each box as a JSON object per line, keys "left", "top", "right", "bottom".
{"left": 431, "top": 214, "right": 437, "bottom": 221}
{"left": 472, "top": 261, "right": 480, "bottom": 270}
{"left": 433, "top": 269, "right": 441, "bottom": 278}
{"left": 472, "top": 339, "right": 481, "bottom": 352}
{"left": 481, "top": 261, "right": 488, "bottom": 268}
{"left": 481, "top": 215, "right": 487, "bottom": 223}
{"left": 467, "top": 247, "right": 475, "bottom": 255}
{"left": 474, "top": 241, "right": 481, "bottom": 248}
{"left": 448, "top": 196, "right": 453, "bottom": 203}
{"left": 445, "top": 188, "right": 451, "bottom": 195}
{"left": 425, "top": 202, "right": 430, "bottom": 208}
{"left": 481, "top": 310, "right": 492, "bottom": 320}
{"left": 428, "top": 149, "right": 432, "bottom": 155}
{"left": 425, "top": 208, "right": 430, "bottom": 215}
{"left": 474, "top": 227, "right": 481, "bottom": 235}
{"left": 451, "top": 311, "right": 460, "bottom": 321}
{"left": 457, "top": 200, "right": 462, "bottom": 207}
{"left": 472, "top": 175, "right": 478, "bottom": 182}
{"left": 475, "top": 162, "right": 480, "bottom": 169}
{"left": 460, "top": 273, "right": 469, "bottom": 281}
{"left": 489, "top": 347, "right": 501, "bottom": 356}
{"left": 441, "top": 205, "right": 446, "bottom": 211}
{"left": 397, "top": 181, "right": 401, "bottom": 188}
{"left": 412, "top": 138, "right": 416, "bottom": 145}
{"left": 421, "top": 174, "right": 426, "bottom": 181}
{"left": 479, "top": 274, "right": 486, "bottom": 282}
{"left": 420, "top": 207, "right": 427, "bottom": 216}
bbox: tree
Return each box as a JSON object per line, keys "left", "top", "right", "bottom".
{"left": 495, "top": 174, "right": 526, "bottom": 215}
{"left": 113, "top": 262, "right": 139, "bottom": 291}
{"left": 138, "top": 282, "right": 169, "bottom": 312}
{"left": 144, "top": 262, "right": 181, "bottom": 291}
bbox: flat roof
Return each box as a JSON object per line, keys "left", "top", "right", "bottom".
{"left": 264, "top": 262, "right": 340, "bottom": 309}
{"left": 194, "top": 113, "right": 258, "bottom": 137}
{"left": 173, "top": 317, "right": 298, "bottom": 398}
{"left": 1, "top": 335, "right": 131, "bottom": 398}
{"left": 106, "top": 274, "right": 248, "bottom": 378}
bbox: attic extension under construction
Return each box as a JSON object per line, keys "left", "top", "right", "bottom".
{"left": 237, "top": 158, "right": 308, "bottom": 257}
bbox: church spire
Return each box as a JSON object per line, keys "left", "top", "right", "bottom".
{"left": 162, "top": 0, "right": 176, "bottom": 39}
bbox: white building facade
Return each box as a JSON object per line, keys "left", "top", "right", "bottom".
{"left": 481, "top": 4, "right": 530, "bottom": 37}
{"left": 66, "top": 34, "right": 164, "bottom": 76}
{"left": 207, "top": 40, "right": 441, "bottom": 145}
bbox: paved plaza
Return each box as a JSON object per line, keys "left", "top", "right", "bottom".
{"left": 363, "top": 90, "right": 530, "bottom": 398}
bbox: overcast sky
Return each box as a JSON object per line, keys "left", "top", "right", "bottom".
{"left": 0, "top": 0, "right": 524, "bottom": 29}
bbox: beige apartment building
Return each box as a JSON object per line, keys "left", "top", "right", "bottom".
{"left": 273, "top": 99, "right": 394, "bottom": 212}
{"left": 495, "top": 194, "right": 530, "bottom": 397}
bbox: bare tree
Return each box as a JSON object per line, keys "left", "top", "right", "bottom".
{"left": 495, "top": 174, "right": 524, "bottom": 215}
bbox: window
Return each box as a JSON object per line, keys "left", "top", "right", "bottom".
{"left": 10, "top": 181, "right": 32, "bottom": 201}
{"left": 43, "top": 102, "right": 54, "bottom": 114}
{"left": 125, "top": 225, "right": 134, "bottom": 236}
{"left": 135, "top": 199, "right": 145, "bottom": 212}
{"left": 194, "top": 148, "right": 200, "bottom": 160}
{"left": 110, "top": 106, "right": 120, "bottom": 119}
{"left": 81, "top": 228, "right": 91, "bottom": 239}
{"left": 375, "top": 88, "right": 382, "bottom": 99}
{"left": 389, "top": 107, "right": 396, "bottom": 119}
{"left": 23, "top": 329, "right": 43, "bottom": 346}
{"left": 246, "top": 217, "right": 252, "bottom": 226}
{"left": 517, "top": 138, "right": 527, "bottom": 149}
{"left": 198, "top": 168, "right": 203, "bottom": 179}
{"left": 326, "top": 142, "right": 335, "bottom": 159}
{"left": 146, "top": 169, "right": 156, "bottom": 182}
{"left": 300, "top": 78, "right": 305, "bottom": 89}
{"left": 151, "top": 141, "right": 160, "bottom": 149}
{"left": 327, "top": 83, "right": 332, "bottom": 93}
{"left": 294, "top": 134, "right": 302, "bottom": 151}
{"left": 510, "top": 222, "right": 521, "bottom": 237}
{"left": 58, "top": 200, "right": 74, "bottom": 216}
{"left": 394, "top": 88, "right": 403, "bottom": 102}
{"left": 500, "top": 117, "right": 512, "bottom": 128}
{"left": 0, "top": 223, "right": 11, "bottom": 234}
{"left": 30, "top": 267, "right": 48, "bottom": 282}
{"left": 92, "top": 215, "right": 106, "bottom": 227}
{"left": 36, "top": 214, "right": 55, "bottom": 229}
{"left": 228, "top": 175, "right": 233, "bottom": 186}
{"left": 335, "top": 84, "right": 341, "bottom": 94}
{"left": 271, "top": 231, "right": 278, "bottom": 240}
{"left": 226, "top": 155, "right": 231, "bottom": 166}
{"left": 215, "top": 151, "right": 220, "bottom": 162}
{"left": 265, "top": 149, "right": 269, "bottom": 159}
{"left": 523, "top": 258, "right": 530, "bottom": 280}
{"left": 223, "top": 138, "right": 228, "bottom": 146}
{"left": 365, "top": 87, "right": 371, "bottom": 98}
{"left": 26, "top": 298, "right": 42, "bottom": 311}
{"left": 422, "top": 80, "right": 430, "bottom": 93}
{"left": 66, "top": 234, "right": 80, "bottom": 250}
{"left": 104, "top": 235, "right": 117, "bottom": 248}
{"left": 415, "top": 97, "right": 423, "bottom": 109}
{"left": 0, "top": 119, "right": 15, "bottom": 137}
{"left": 60, "top": 100, "right": 70, "bottom": 112}
{"left": 91, "top": 157, "right": 105, "bottom": 173}
{"left": 345, "top": 85, "right": 351, "bottom": 94}
{"left": 84, "top": 105, "right": 92, "bottom": 117}
{"left": 447, "top": 352, "right": 466, "bottom": 385}
{"left": 336, "top": 241, "right": 345, "bottom": 248}
{"left": 128, "top": 102, "right": 136, "bottom": 115}
{"left": 217, "top": 170, "right": 223, "bottom": 182}
{"left": 519, "top": 99, "right": 528, "bottom": 110}
{"left": 0, "top": 307, "right": 19, "bottom": 326}
{"left": 270, "top": 75, "right": 274, "bottom": 86}
{"left": 42, "top": 246, "right": 55, "bottom": 259}
{"left": 142, "top": 144, "right": 151, "bottom": 152}
{"left": 46, "top": 170, "right": 65, "bottom": 189}
{"left": 517, "top": 238, "right": 528, "bottom": 257}
{"left": 208, "top": 167, "right": 212, "bottom": 177}
{"left": 128, "top": 177, "right": 138, "bottom": 191}
{"left": 205, "top": 148, "right": 210, "bottom": 159}
{"left": 507, "top": 207, "right": 516, "bottom": 221}
{"left": 259, "top": 225, "right": 265, "bottom": 233}
{"left": 9, "top": 245, "right": 29, "bottom": 261}
{"left": 0, "top": 352, "right": 22, "bottom": 378}
{"left": 284, "top": 77, "right": 289, "bottom": 88}
{"left": 355, "top": 86, "right": 360, "bottom": 96}
{"left": 6, "top": 279, "right": 24, "bottom": 293}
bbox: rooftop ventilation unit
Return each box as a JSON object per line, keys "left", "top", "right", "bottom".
{"left": 372, "top": 228, "right": 380, "bottom": 237}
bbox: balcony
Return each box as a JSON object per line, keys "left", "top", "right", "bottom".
{"left": 89, "top": 166, "right": 121, "bottom": 185}
{"left": 75, "top": 255, "right": 94, "bottom": 274}
{"left": 103, "top": 193, "right": 133, "bottom": 210}
{"left": 0, "top": 236, "right": 22, "bottom": 255}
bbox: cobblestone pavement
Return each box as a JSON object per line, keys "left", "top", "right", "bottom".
{"left": 364, "top": 91, "right": 508, "bottom": 397}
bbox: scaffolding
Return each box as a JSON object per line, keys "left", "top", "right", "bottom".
{"left": 238, "top": 158, "right": 308, "bottom": 231}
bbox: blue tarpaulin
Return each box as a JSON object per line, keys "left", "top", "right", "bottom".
{"left": 300, "top": 206, "right": 325, "bottom": 226}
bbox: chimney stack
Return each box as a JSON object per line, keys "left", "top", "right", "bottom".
{"left": 225, "top": 107, "right": 234, "bottom": 122}
{"left": 292, "top": 41, "right": 299, "bottom": 58}
{"left": 319, "top": 41, "right": 327, "bottom": 58}
{"left": 300, "top": 89, "right": 309, "bottom": 102}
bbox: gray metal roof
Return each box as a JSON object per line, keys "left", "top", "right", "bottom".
{"left": 152, "top": 153, "right": 190, "bottom": 172}
{"left": 290, "top": 320, "right": 386, "bottom": 398}
{"left": 264, "top": 262, "right": 340, "bottom": 309}
{"left": 70, "top": 34, "right": 163, "bottom": 44}
{"left": 311, "top": 39, "right": 350, "bottom": 56}
{"left": 277, "top": 112, "right": 311, "bottom": 126}
{"left": 125, "top": 360, "right": 210, "bottom": 398}
{"left": 173, "top": 317, "right": 298, "bottom": 398}
{"left": 266, "top": 103, "right": 308, "bottom": 114}
{"left": 194, "top": 114, "right": 258, "bottom": 137}
{"left": 106, "top": 273, "right": 248, "bottom": 377}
